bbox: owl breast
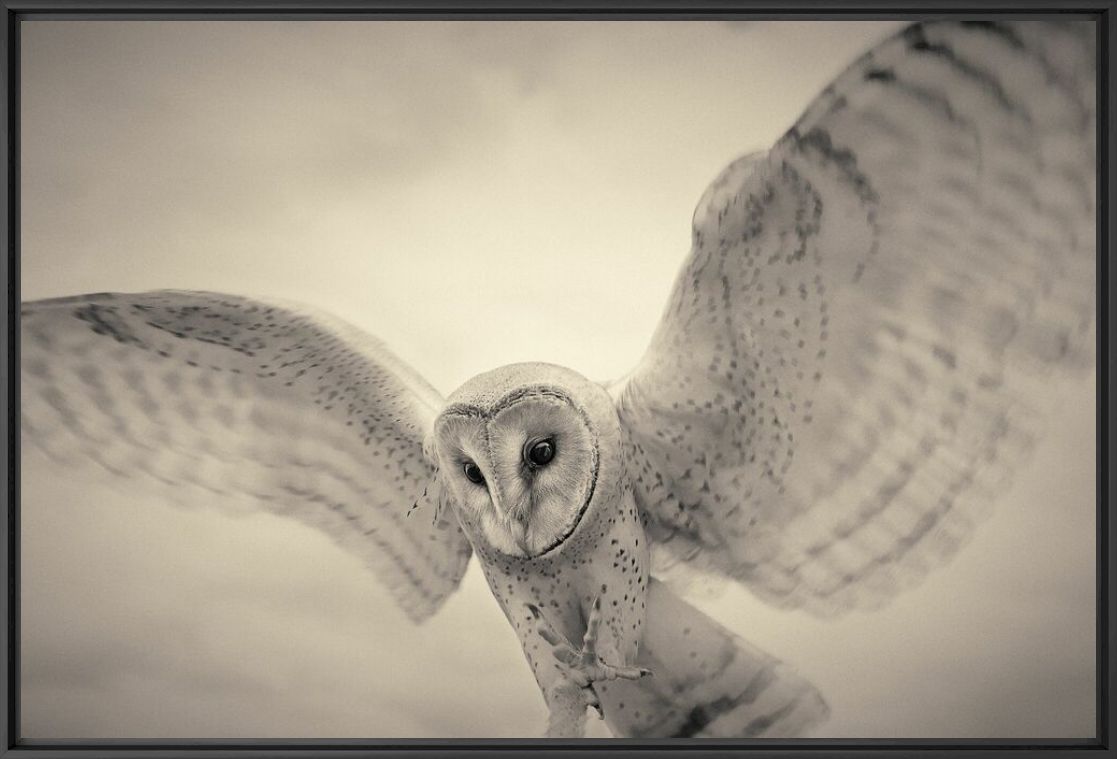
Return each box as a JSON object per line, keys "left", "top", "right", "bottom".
{"left": 466, "top": 475, "right": 650, "bottom": 687}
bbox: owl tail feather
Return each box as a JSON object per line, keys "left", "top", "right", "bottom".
{"left": 595, "top": 578, "right": 829, "bottom": 738}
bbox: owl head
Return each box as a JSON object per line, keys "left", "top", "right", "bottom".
{"left": 429, "top": 362, "right": 622, "bottom": 558}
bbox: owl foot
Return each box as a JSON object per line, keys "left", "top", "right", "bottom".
{"left": 526, "top": 596, "right": 651, "bottom": 722}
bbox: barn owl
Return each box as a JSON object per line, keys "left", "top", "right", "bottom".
{"left": 20, "top": 18, "right": 1095, "bottom": 739}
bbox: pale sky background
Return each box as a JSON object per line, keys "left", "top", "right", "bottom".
{"left": 18, "top": 19, "right": 1096, "bottom": 740}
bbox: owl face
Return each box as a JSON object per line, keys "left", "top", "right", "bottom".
{"left": 431, "top": 363, "right": 615, "bottom": 558}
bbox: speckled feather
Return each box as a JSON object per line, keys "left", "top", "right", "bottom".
{"left": 614, "top": 20, "right": 1095, "bottom": 614}
{"left": 21, "top": 290, "right": 472, "bottom": 623}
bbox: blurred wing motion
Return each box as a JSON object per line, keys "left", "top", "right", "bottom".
{"left": 21, "top": 290, "right": 472, "bottom": 622}
{"left": 614, "top": 20, "right": 1096, "bottom": 615}
{"left": 597, "top": 580, "right": 828, "bottom": 738}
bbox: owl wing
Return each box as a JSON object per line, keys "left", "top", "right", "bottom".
{"left": 22, "top": 290, "right": 472, "bottom": 622}
{"left": 613, "top": 20, "right": 1095, "bottom": 615}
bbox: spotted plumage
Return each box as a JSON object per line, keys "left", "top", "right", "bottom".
{"left": 20, "top": 19, "right": 1094, "bottom": 738}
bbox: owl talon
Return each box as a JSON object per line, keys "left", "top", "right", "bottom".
{"left": 526, "top": 596, "right": 650, "bottom": 726}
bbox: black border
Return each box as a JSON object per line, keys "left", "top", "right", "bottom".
{"left": 1, "top": 2, "right": 1111, "bottom": 757}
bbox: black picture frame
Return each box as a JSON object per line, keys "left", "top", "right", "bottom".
{"left": 2, "top": 2, "right": 1111, "bottom": 757}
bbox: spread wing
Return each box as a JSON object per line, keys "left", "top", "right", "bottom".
{"left": 22, "top": 290, "right": 472, "bottom": 622}
{"left": 613, "top": 20, "right": 1095, "bottom": 615}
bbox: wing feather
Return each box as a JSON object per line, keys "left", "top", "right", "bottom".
{"left": 614, "top": 19, "right": 1095, "bottom": 614}
{"left": 22, "top": 290, "right": 471, "bottom": 622}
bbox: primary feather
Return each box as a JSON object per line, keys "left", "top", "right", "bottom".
{"left": 21, "top": 290, "right": 472, "bottom": 622}
{"left": 613, "top": 19, "right": 1095, "bottom": 615}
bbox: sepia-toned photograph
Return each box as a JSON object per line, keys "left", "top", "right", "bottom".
{"left": 18, "top": 16, "right": 1096, "bottom": 741}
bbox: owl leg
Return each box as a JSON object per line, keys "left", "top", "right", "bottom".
{"left": 526, "top": 597, "right": 651, "bottom": 732}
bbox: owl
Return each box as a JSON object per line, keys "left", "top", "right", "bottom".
{"left": 20, "top": 19, "right": 1095, "bottom": 739}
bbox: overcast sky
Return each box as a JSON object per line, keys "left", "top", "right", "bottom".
{"left": 19, "top": 19, "right": 1096, "bottom": 740}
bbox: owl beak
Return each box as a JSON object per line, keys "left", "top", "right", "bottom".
{"left": 483, "top": 475, "right": 531, "bottom": 552}
{"left": 487, "top": 477, "right": 511, "bottom": 520}
{"left": 481, "top": 454, "right": 513, "bottom": 519}
{"left": 484, "top": 463, "right": 532, "bottom": 537}
{"left": 478, "top": 434, "right": 533, "bottom": 549}
{"left": 487, "top": 473, "right": 528, "bottom": 525}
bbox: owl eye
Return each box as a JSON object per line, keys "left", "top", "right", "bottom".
{"left": 525, "top": 438, "right": 556, "bottom": 468}
{"left": 463, "top": 461, "right": 485, "bottom": 485}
